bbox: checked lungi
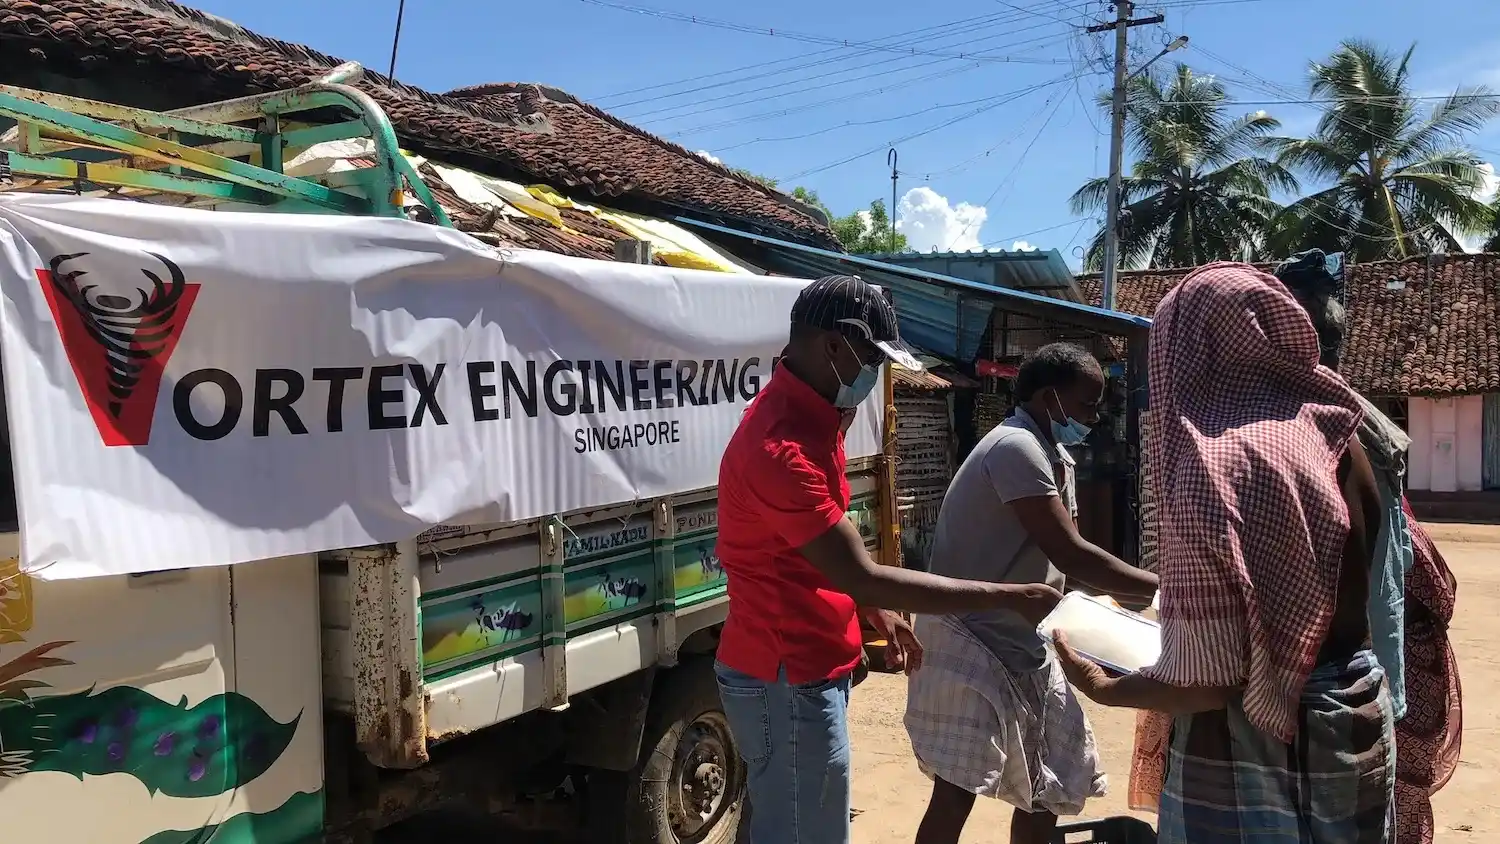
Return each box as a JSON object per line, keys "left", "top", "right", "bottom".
{"left": 903, "top": 614, "right": 1106, "bottom": 815}
{"left": 1157, "top": 650, "right": 1396, "bottom": 844}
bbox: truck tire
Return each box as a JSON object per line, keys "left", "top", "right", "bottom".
{"left": 588, "top": 658, "right": 746, "bottom": 844}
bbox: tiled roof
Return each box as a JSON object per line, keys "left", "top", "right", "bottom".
{"left": 1077, "top": 256, "right": 1500, "bottom": 397}
{"left": 0, "top": 0, "right": 839, "bottom": 249}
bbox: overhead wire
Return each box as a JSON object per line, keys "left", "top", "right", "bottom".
{"left": 629, "top": 19, "right": 1072, "bottom": 124}
{"left": 944, "top": 91, "right": 1070, "bottom": 249}
{"left": 776, "top": 71, "right": 1084, "bottom": 182}
{"left": 575, "top": 0, "right": 1073, "bottom": 64}
{"left": 590, "top": 9, "right": 1024, "bottom": 104}
{"left": 712, "top": 86, "right": 1054, "bottom": 153}
{"left": 664, "top": 31, "right": 1079, "bottom": 137}
{"left": 991, "top": 0, "right": 1087, "bottom": 25}
{"left": 983, "top": 218, "right": 1093, "bottom": 247}
{"left": 919, "top": 91, "right": 1066, "bottom": 178}
{"left": 602, "top": 9, "right": 1060, "bottom": 113}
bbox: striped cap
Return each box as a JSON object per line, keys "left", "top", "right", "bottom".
{"left": 790, "top": 275, "right": 922, "bottom": 370}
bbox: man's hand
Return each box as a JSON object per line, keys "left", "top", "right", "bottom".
{"left": 865, "top": 608, "right": 924, "bottom": 675}
{"left": 1051, "top": 630, "right": 1114, "bottom": 701}
{"left": 1008, "top": 583, "right": 1064, "bottom": 626}
{"left": 839, "top": 407, "right": 858, "bottom": 435}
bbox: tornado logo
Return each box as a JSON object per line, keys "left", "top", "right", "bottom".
{"left": 38, "top": 251, "right": 202, "bottom": 447}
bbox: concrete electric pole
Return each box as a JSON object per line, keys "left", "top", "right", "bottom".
{"left": 1089, "top": 3, "right": 1165, "bottom": 311}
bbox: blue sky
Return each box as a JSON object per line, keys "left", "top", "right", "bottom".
{"left": 190, "top": 0, "right": 1500, "bottom": 262}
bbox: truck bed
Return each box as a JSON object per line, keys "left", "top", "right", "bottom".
{"left": 319, "top": 461, "right": 883, "bottom": 743}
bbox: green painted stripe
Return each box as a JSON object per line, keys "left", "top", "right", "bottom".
{"left": 674, "top": 526, "right": 718, "bottom": 543}
{"left": 566, "top": 601, "right": 655, "bottom": 632}
{"left": 422, "top": 571, "right": 540, "bottom": 604}
{"left": 564, "top": 606, "right": 657, "bottom": 639}
{"left": 678, "top": 587, "right": 728, "bottom": 609}
{"left": 423, "top": 633, "right": 542, "bottom": 677}
{"left": 424, "top": 638, "right": 540, "bottom": 682}
{"left": 564, "top": 550, "right": 654, "bottom": 574}
{"left": 676, "top": 580, "right": 727, "bottom": 600}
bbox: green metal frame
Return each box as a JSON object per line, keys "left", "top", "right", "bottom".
{"left": 0, "top": 64, "right": 452, "bottom": 227}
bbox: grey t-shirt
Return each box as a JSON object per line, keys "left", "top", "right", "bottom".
{"left": 928, "top": 408, "right": 1075, "bottom": 671}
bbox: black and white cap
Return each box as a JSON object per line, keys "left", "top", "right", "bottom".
{"left": 790, "top": 275, "right": 923, "bottom": 371}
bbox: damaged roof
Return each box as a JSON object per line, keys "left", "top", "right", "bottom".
{"left": 1077, "top": 255, "right": 1500, "bottom": 397}
{"left": 0, "top": 0, "right": 839, "bottom": 249}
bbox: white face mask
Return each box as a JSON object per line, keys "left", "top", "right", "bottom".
{"left": 1048, "top": 390, "right": 1092, "bottom": 446}
{"left": 829, "top": 337, "right": 880, "bottom": 409}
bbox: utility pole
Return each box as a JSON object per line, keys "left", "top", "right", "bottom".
{"left": 887, "top": 148, "right": 899, "bottom": 253}
{"left": 388, "top": 0, "right": 407, "bottom": 81}
{"left": 1089, "top": 3, "right": 1164, "bottom": 311}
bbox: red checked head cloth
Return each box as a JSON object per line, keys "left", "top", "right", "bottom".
{"left": 1140, "top": 262, "right": 1364, "bottom": 741}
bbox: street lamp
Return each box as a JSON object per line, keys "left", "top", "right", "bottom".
{"left": 1132, "top": 36, "right": 1190, "bottom": 80}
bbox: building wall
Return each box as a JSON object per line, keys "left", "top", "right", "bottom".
{"left": 1407, "top": 395, "right": 1486, "bottom": 492}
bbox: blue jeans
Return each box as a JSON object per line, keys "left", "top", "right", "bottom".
{"left": 715, "top": 662, "right": 853, "bottom": 844}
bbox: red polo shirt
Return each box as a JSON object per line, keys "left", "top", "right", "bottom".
{"left": 715, "top": 364, "right": 862, "bottom": 684}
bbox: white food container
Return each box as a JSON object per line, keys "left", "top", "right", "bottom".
{"left": 1037, "top": 591, "right": 1161, "bottom": 674}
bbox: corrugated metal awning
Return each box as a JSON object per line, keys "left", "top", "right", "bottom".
{"left": 676, "top": 217, "right": 1151, "bottom": 362}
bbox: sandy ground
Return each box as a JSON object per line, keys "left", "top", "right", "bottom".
{"left": 845, "top": 522, "right": 1500, "bottom": 843}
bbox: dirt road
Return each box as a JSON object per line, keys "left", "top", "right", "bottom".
{"left": 846, "top": 522, "right": 1500, "bottom": 843}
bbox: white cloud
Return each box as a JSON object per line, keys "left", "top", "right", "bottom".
{"left": 696, "top": 150, "right": 722, "bottom": 165}
{"left": 1011, "top": 240, "right": 1037, "bottom": 252}
{"left": 1477, "top": 162, "right": 1499, "bottom": 203}
{"left": 896, "top": 186, "right": 988, "bottom": 252}
{"left": 1463, "top": 161, "right": 1498, "bottom": 253}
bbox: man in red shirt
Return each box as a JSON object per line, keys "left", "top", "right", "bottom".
{"left": 715, "top": 275, "right": 1063, "bottom": 843}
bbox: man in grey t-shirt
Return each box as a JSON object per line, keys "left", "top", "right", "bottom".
{"left": 905, "top": 343, "right": 1158, "bottom": 844}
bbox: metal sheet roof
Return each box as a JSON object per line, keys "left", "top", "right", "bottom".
{"left": 870, "top": 249, "right": 1084, "bottom": 302}
{"left": 676, "top": 217, "right": 1150, "bottom": 362}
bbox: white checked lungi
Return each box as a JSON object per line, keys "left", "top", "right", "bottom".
{"left": 903, "top": 614, "right": 1107, "bottom": 815}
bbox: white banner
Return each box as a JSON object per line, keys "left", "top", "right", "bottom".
{"left": 0, "top": 195, "right": 881, "bottom": 579}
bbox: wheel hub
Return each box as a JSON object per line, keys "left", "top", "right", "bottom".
{"left": 668, "top": 713, "right": 739, "bottom": 841}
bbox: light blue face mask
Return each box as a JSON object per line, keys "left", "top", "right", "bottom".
{"left": 1048, "top": 390, "right": 1092, "bottom": 446}
{"left": 831, "top": 338, "right": 880, "bottom": 409}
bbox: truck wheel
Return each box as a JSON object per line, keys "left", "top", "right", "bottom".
{"left": 590, "top": 659, "right": 746, "bottom": 844}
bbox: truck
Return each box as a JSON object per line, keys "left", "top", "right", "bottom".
{"left": 0, "top": 69, "right": 898, "bottom": 844}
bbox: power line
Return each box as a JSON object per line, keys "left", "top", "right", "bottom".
{"left": 920, "top": 92, "right": 1063, "bottom": 178}
{"left": 983, "top": 218, "right": 1092, "bottom": 247}
{"left": 589, "top": 10, "right": 1023, "bottom": 104}
{"left": 992, "top": 0, "right": 1089, "bottom": 25}
{"left": 646, "top": 29, "right": 1076, "bottom": 131}
{"left": 665, "top": 41, "right": 1079, "bottom": 139}
{"left": 576, "top": 0, "right": 1073, "bottom": 64}
{"left": 626, "top": 20, "right": 1071, "bottom": 123}
{"left": 712, "top": 87, "right": 1055, "bottom": 153}
{"left": 667, "top": 62, "right": 993, "bottom": 138}
{"left": 777, "top": 72, "right": 1082, "bottom": 182}
{"left": 945, "top": 93, "right": 1069, "bottom": 249}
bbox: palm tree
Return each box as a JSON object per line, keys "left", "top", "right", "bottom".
{"left": 1071, "top": 64, "right": 1295, "bottom": 270}
{"left": 1486, "top": 196, "right": 1500, "bottom": 252}
{"left": 1270, "top": 41, "right": 1499, "bottom": 261}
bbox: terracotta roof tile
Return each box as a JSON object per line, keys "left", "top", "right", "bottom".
{"left": 0, "top": 0, "right": 838, "bottom": 249}
{"left": 416, "top": 164, "right": 645, "bottom": 262}
{"left": 1076, "top": 256, "right": 1500, "bottom": 397}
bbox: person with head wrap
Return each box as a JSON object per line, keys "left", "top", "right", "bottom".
{"left": 1273, "top": 250, "right": 1464, "bottom": 844}
{"left": 1052, "top": 262, "right": 1398, "bottom": 842}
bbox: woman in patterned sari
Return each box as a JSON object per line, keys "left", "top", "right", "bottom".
{"left": 1054, "top": 262, "right": 1397, "bottom": 842}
